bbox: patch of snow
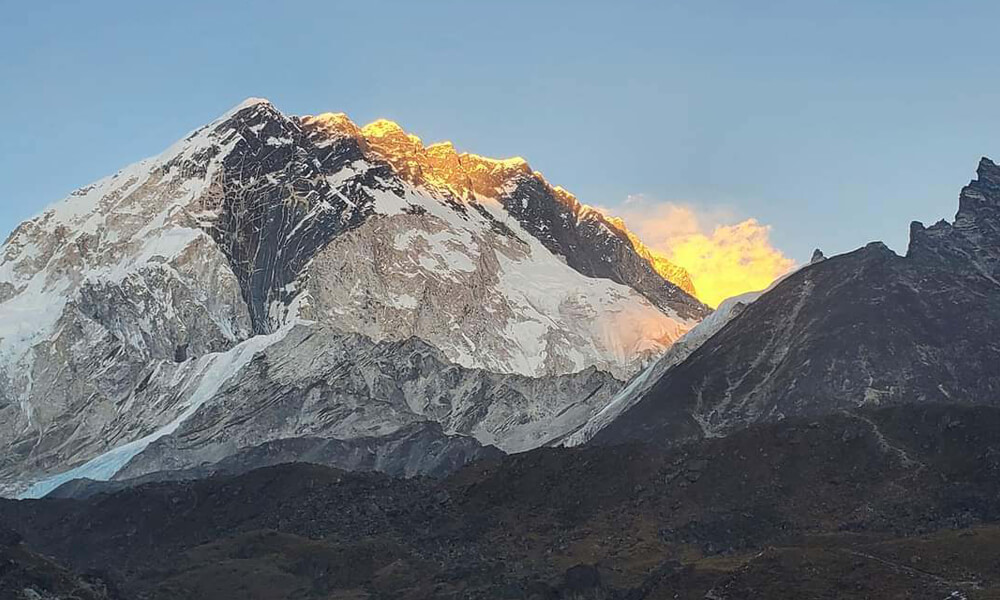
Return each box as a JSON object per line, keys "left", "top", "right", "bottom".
{"left": 391, "top": 293, "right": 420, "bottom": 309}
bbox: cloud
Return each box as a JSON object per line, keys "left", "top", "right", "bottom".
{"left": 612, "top": 197, "right": 796, "bottom": 308}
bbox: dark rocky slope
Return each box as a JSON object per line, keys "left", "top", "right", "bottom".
{"left": 595, "top": 158, "right": 1000, "bottom": 447}
{"left": 0, "top": 526, "right": 122, "bottom": 600}
{"left": 500, "top": 177, "right": 707, "bottom": 319}
{"left": 4, "top": 404, "right": 1000, "bottom": 599}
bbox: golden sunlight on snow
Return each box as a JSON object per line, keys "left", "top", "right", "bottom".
{"left": 301, "top": 112, "right": 790, "bottom": 308}
{"left": 605, "top": 200, "right": 796, "bottom": 308}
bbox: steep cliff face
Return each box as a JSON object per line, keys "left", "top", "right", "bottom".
{"left": 0, "top": 99, "right": 703, "bottom": 495}
{"left": 907, "top": 157, "right": 1000, "bottom": 279}
{"left": 594, "top": 158, "right": 1000, "bottom": 447}
{"left": 103, "top": 325, "right": 621, "bottom": 487}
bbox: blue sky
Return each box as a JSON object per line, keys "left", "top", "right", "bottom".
{"left": 2, "top": 0, "right": 999, "bottom": 264}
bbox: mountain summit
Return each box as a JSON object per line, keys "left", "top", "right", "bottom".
{"left": 299, "top": 109, "right": 701, "bottom": 297}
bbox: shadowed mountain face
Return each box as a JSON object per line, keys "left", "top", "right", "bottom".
{"left": 3, "top": 404, "right": 1000, "bottom": 599}
{"left": 207, "top": 102, "right": 379, "bottom": 333}
{"left": 594, "top": 158, "right": 1000, "bottom": 447}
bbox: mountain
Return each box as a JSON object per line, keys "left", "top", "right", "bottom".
{"left": 46, "top": 421, "right": 504, "bottom": 501}
{"left": 4, "top": 403, "right": 1000, "bottom": 599}
{"left": 593, "top": 157, "right": 1000, "bottom": 447}
{"left": 0, "top": 99, "right": 707, "bottom": 496}
{"left": 561, "top": 289, "right": 762, "bottom": 446}
{"left": 565, "top": 250, "right": 828, "bottom": 446}
{"left": 3, "top": 96, "right": 999, "bottom": 597}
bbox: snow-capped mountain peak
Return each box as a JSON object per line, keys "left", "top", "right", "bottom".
{"left": 0, "top": 98, "right": 709, "bottom": 496}
{"left": 295, "top": 109, "right": 703, "bottom": 302}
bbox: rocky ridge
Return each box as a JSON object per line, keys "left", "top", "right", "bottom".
{"left": 595, "top": 158, "right": 1000, "bottom": 447}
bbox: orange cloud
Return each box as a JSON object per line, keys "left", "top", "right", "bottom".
{"left": 614, "top": 198, "right": 796, "bottom": 308}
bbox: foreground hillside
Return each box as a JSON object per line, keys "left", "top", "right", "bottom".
{"left": 4, "top": 404, "right": 1000, "bottom": 599}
